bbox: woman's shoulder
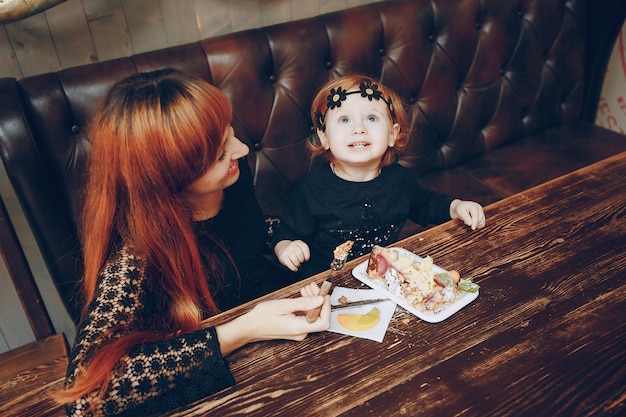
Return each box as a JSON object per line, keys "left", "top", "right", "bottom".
{"left": 98, "top": 245, "right": 148, "bottom": 289}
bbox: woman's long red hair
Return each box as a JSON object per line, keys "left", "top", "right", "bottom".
{"left": 55, "top": 69, "right": 232, "bottom": 407}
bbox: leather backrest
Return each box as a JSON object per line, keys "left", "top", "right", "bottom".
{"left": 1, "top": 0, "right": 622, "bottom": 321}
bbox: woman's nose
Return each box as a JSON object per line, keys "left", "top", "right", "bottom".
{"left": 233, "top": 137, "right": 250, "bottom": 158}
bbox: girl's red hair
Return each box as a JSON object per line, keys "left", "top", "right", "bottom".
{"left": 308, "top": 74, "right": 409, "bottom": 167}
{"left": 55, "top": 68, "right": 232, "bottom": 407}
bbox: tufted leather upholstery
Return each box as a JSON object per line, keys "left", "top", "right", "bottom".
{"left": 1, "top": 0, "right": 626, "bottom": 322}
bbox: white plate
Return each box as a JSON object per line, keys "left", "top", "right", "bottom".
{"left": 351, "top": 247, "right": 479, "bottom": 323}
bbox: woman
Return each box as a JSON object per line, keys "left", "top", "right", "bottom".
{"left": 56, "top": 68, "right": 330, "bottom": 416}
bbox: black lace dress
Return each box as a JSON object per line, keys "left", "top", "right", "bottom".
{"left": 65, "top": 159, "right": 293, "bottom": 416}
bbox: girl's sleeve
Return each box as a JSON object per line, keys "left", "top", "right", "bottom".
{"left": 65, "top": 248, "right": 235, "bottom": 417}
{"left": 407, "top": 175, "right": 455, "bottom": 227}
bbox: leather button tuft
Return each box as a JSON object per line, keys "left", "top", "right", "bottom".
{"left": 71, "top": 125, "right": 81, "bottom": 134}
{"left": 427, "top": 35, "right": 435, "bottom": 42}
{"left": 269, "top": 75, "right": 277, "bottom": 83}
{"left": 378, "top": 48, "right": 386, "bottom": 56}
{"left": 325, "top": 61, "right": 332, "bottom": 69}
{"left": 253, "top": 142, "right": 262, "bottom": 151}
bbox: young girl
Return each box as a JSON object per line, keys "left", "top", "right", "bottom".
{"left": 56, "top": 69, "right": 330, "bottom": 416}
{"left": 273, "top": 74, "right": 485, "bottom": 277}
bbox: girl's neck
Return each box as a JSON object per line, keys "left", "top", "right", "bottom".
{"left": 330, "top": 162, "right": 381, "bottom": 182}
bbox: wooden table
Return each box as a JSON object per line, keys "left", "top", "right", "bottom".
{"left": 165, "top": 151, "right": 626, "bottom": 417}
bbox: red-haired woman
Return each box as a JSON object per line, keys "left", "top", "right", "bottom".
{"left": 56, "top": 68, "right": 330, "bottom": 416}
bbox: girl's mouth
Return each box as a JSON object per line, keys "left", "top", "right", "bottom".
{"left": 350, "top": 142, "right": 368, "bottom": 148}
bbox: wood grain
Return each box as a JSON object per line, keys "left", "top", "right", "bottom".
{"left": 3, "top": 153, "right": 623, "bottom": 416}
{"left": 0, "top": 333, "right": 68, "bottom": 417}
{"left": 0, "top": 0, "right": 386, "bottom": 78}
{"left": 167, "top": 152, "right": 626, "bottom": 416}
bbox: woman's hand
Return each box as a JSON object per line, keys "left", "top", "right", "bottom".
{"left": 274, "top": 239, "right": 311, "bottom": 271}
{"left": 450, "top": 199, "right": 486, "bottom": 230}
{"left": 215, "top": 289, "right": 330, "bottom": 356}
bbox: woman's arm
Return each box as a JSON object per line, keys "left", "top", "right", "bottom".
{"left": 214, "top": 291, "right": 330, "bottom": 356}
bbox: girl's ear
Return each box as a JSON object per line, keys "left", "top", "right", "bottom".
{"left": 317, "top": 128, "right": 330, "bottom": 150}
{"left": 389, "top": 122, "right": 400, "bottom": 147}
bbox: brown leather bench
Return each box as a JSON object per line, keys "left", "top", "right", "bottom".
{"left": 1, "top": 0, "right": 626, "bottom": 329}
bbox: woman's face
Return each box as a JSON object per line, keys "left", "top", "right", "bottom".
{"left": 183, "top": 126, "right": 250, "bottom": 198}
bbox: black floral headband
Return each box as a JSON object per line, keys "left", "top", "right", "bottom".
{"left": 314, "top": 80, "right": 396, "bottom": 132}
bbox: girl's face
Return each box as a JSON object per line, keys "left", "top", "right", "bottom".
{"left": 183, "top": 126, "right": 249, "bottom": 199}
{"left": 317, "top": 93, "right": 399, "bottom": 169}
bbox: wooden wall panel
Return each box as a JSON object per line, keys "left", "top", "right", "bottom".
{"left": 0, "top": 0, "right": 387, "bottom": 79}
{"left": 4, "top": 14, "right": 60, "bottom": 76}
{"left": 160, "top": 0, "right": 200, "bottom": 46}
{"left": 195, "top": 0, "right": 233, "bottom": 39}
{"left": 82, "top": 0, "right": 132, "bottom": 62}
{"left": 0, "top": 27, "right": 21, "bottom": 79}
{"left": 123, "top": 0, "right": 168, "bottom": 54}
{"left": 228, "top": 0, "right": 263, "bottom": 32}
{"left": 260, "top": 0, "right": 292, "bottom": 26}
{"left": 45, "top": 0, "right": 97, "bottom": 68}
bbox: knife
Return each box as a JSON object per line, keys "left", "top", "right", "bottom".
{"left": 330, "top": 298, "right": 390, "bottom": 311}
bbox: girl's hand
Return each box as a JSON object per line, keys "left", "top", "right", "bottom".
{"left": 274, "top": 239, "right": 311, "bottom": 271}
{"left": 216, "top": 293, "right": 330, "bottom": 356}
{"left": 450, "top": 199, "right": 486, "bottom": 230}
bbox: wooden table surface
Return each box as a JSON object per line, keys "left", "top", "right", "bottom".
{"left": 166, "top": 151, "right": 626, "bottom": 417}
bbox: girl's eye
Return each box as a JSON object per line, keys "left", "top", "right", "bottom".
{"left": 218, "top": 150, "right": 227, "bottom": 161}
{"left": 367, "top": 115, "right": 377, "bottom": 122}
{"left": 340, "top": 116, "right": 350, "bottom": 124}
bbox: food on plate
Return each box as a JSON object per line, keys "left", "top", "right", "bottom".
{"left": 366, "top": 245, "right": 479, "bottom": 312}
{"left": 337, "top": 307, "right": 381, "bottom": 332}
{"left": 338, "top": 295, "right": 349, "bottom": 305}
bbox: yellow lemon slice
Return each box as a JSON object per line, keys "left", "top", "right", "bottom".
{"left": 337, "top": 307, "right": 381, "bottom": 332}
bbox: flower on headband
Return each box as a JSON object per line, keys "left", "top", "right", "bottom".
{"left": 359, "top": 81, "right": 383, "bottom": 101}
{"left": 327, "top": 87, "right": 348, "bottom": 110}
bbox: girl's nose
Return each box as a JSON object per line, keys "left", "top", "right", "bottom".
{"left": 352, "top": 124, "right": 366, "bottom": 134}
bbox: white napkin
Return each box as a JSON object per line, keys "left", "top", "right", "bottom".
{"left": 328, "top": 287, "right": 396, "bottom": 343}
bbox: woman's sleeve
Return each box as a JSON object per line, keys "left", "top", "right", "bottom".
{"left": 65, "top": 248, "right": 235, "bottom": 416}
{"left": 271, "top": 183, "right": 316, "bottom": 246}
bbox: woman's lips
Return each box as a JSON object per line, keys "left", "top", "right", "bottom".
{"left": 227, "top": 162, "right": 239, "bottom": 176}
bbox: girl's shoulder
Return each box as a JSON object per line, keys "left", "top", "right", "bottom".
{"left": 381, "top": 162, "right": 415, "bottom": 180}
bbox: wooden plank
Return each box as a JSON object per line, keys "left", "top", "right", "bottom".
{"left": 3, "top": 14, "right": 60, "bottom": 77}
{"left": 122, "top": 0, "right": 168, "bottom": 54}
{"left": 260, "top": 0, "right": 291, "bottom": 26}
{"left": 0, "top": 26, "right": 22, "bottom": 79}
{"left": 0, "top": 333, "right": 68, "bottom": 417}
{"left": 160, "top": 153, "right": 626, "bottom": 416}
{"left": 159, "top": 0, "right": 200, "bottom": 46}
{"left": 228, "top": 0, "right": 263, "bottom": 32}
{"left": 0, "top": 196, "right": 54, "bottom": 341}
{"left": 289, "top": 1, "right": 319, "bottom": 20}
{"left": 45, "top": 0, "right": 98, "bottom": 69}
{"left": 194, "top": 0, "right": 232, "bottom": 39}
{"left": 82, "top": 0, "right": 133, "bottom": 61}
{"left": 320, "top": 0, "right": 348, "bottom": 14}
